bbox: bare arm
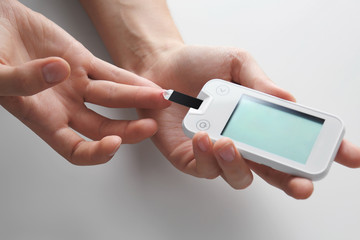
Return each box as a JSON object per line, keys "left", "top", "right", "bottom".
{"left": 79, "top": 0, "right": 183, "bottom": 72}
{"left": 79, "top": 0, "right": 360, "bottom": 199}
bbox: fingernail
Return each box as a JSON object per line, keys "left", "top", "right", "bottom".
{"left": 42, "top": 61, "right": 69, "bottom": 84}
{"left": 109, "top": 139, "right": 122, "bottom": 157}
{"left": 219, "top": 144, "right": 235, "bottom": 162}
{"left": 108, "top": 147, "right": 119, "bottom": 158}
{"left": 244, "top": 174, "right": 253, "bottom": 187}
{"left": 197, "top": 135, "right": 210, "bottom": 152}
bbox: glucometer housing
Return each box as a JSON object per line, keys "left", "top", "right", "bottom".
{"left": 182, "top": 79, "right": 345, "bottom": 180}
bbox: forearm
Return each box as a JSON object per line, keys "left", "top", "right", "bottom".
{"left": 79, "top": 0, "right": 183, "bottom": 73}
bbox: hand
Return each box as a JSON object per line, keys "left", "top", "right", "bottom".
{"left": 78, "top": 0, "right": 360, "bottom": 198}
{"left": 0, "top": 1, "right": 169, "bottom": 165}
{"left": 136, "top": 44, "right": 360, "bottom": 199}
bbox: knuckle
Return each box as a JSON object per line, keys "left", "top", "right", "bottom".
{"left": 104, "top": 82, "right": 117, "bottom": 104}
{"left": 229, "top": 48, "right": 252, "bottom": 64}
{"left": 133, "top": 86, "right": 142, "bottom": 106}
{"left": 1, "top": 96, "right": 31, "bottom": 122}
{"left": 119, "top": 120, "right": 132, "bottom": 142}
{"left": 228, "top": 48, "right": 253, "bottom": 76}
{"left": 68, "top": 140, "right": 85, "bottom": 166}
{"left": 97, "top": 117, "right": 111, "bottom": 139}
{"left": 13, "top": 66, "right": 36, "bottom": 96}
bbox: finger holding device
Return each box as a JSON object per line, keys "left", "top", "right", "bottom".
{"left": 164, "top": 79, "right": 345, "bottom": 180}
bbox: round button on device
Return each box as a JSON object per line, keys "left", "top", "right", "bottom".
{"left": 216, "top": 85, "right": 230, "bottom": 96}
{"left": 196, "top": 120, "right": 210, "bottom": 131}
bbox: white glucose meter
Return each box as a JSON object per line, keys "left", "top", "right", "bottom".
{"left": 180, "top": 79, "right": 345, "bottom": 180}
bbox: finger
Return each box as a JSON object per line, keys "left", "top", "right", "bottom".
{"left": 70, "top": 136, "right": 122, "bottom": 165}
{"left": 230, "top": 50, "right": 296, "bottom": 102}
{"left": 88, "top": 58, "right": 158, "bottom": 88}
{"left": 247, "top": 161, "right": 314, "bottom": 199}
{"left": 0, "top": 57, "right": 70, "bottom": 96}
{"left": 84, "top": 80, "right": 170, "bottom": 109}
{"left": 52, "top": 127, "right": 122, "bottom": 165}
{"left": 335, "top": 139, "right": 360, "bottom": 168}
{"left": 192, "top": 132, "right": 221, "bottom": 179}
{"left": 213, "top": 138, "right": 253, "bottom": 189}
{"left": 69, "top": 107, "right": 159, "bottom": 144}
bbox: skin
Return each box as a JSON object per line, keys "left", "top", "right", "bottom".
{"left": 134, "top": 45, "right": 315, "bottom": 198}
{"left": 0, "top": 0, "right": 170, "bottom": 165}
{"left": 79, "top": 0, "right": 360, "bottom": 199}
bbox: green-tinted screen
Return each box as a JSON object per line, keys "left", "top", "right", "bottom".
{"left": 221, "top": 95, "right": 324, "bottom": 164}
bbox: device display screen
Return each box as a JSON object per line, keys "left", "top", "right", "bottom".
{"left": 221, "top": 95, "right": 325, "bottom": 164}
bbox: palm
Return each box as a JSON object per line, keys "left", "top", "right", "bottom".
{"left": 0, "top": 3, "right": 89, "bottom": 156}
{"left": 138, "top": 45, "right": 263, "bottom": 176}
{"left": 0, "top": 2, "right": 168, "bottom": 165}
{"left": 139, "top": 44, "right": 360, "bottom": 198}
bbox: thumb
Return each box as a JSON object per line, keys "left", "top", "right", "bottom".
{"left": 254, "top": 80, "right": 297, "bottom": 102}
{"left": 0, "top": 57, "right": 70, "bottom": 96}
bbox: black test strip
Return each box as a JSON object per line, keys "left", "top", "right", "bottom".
{"left": 168, "top": 91, "right": 203, "bottom": 109}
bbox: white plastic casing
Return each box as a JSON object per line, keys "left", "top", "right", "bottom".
{"left": 182, "top": 79, "right": 345, "bottom": 180}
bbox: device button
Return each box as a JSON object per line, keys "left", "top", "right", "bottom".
{"left": 196, "top": 120, "right": 210, "bottom": 130}
{"left": 216, "top": 85, "right": 230, "bottom": 96}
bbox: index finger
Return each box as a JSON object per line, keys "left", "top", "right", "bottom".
{"left": 84, "top": 80, "right": 171, "bottom": 109}
{"left": 230, "top": 50, "right": 296, "bottom": 102}
{"left": 88, "top": 58, "right": 158, "bottom": 88}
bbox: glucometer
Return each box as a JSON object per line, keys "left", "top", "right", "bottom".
{"left": 164, "top": 79, "right": 345, "bottom": 180}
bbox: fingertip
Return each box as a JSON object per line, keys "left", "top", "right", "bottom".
{"left": 214, "top": 138, "right": 253, "bottom": 189}
{"left": 193, "top": 131, "right": 211, "bottom": 152}
{"left": 336, "top": 139, "right": 360, "bottom": 168}
{"left": 276, "top": 87, "right": 296, "bottom": 102}
{"left": 160, "top": 89, "right": 172, "bottom": 105}
{"left": 103, "top": 135, "right": 122, "bottom": 159}
{"left": 192, "top": 132, "right": 221, "bottom": 179}
{"left": 0, "top": 57, "right": 71, "bottom": 96}
{"left": 255, "top": 81, "right": 296, "bottom": 102}
{"left": 285, "top": 178, "right": 314, "bottom": 200}
{"left": 121, "top": 118, "right": 158, "bottom": 144}
{"left": 140, "top": 118, "right": 159, "bottom": 137}
{"left": 213, "top": 137, "right": 234, "bottom": 153}
{"left": 41, "top": 57, "right": 71, "bottom": 84}
{"left": 217, "top": 142, "right": 236, "bottom": 163}
{"left": 213, "top": 138, "right": 238, "bottom": 164}
{"left": 269, "top": 84, "right": 296, "bottom": 102}
{"left": 154, "top": 89, "right": 172, "bottom": 109}
{"left": 93, "top": 136, "right": 123, "bottom": 164}
{"left": 135, "top": 87, "right": 172, "bottom": 109}
{"left": 69, "top": 136, "right": 122, "bottom": 166}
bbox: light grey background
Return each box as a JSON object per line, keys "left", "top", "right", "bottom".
{"left": 1, "top": 0, "right": 359, "bottom": 239}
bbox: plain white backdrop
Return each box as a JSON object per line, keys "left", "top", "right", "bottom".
{"left": 1, "top": 0, "right": 359, "bottom": 239}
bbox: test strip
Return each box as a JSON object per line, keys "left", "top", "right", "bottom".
{"left": 163, "top": 90, "right": 203, "bottom": 109}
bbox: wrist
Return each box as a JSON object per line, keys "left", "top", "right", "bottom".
{"left": 108, "top": 0, "right": 184, "bottom": 74}
{"left": 80, "top": 0, "right": 184, "bottom": 74}
{"left": 119, "top": 38, "right": 184, "bottom": 75}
